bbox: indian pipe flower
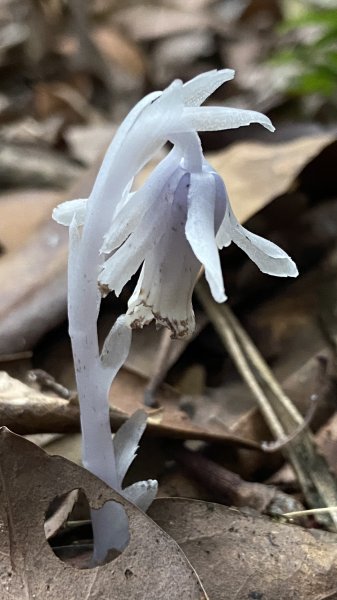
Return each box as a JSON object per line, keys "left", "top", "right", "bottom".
{"left": 52, "top": 70, "right": 298, "bottom": 562}
{"left": 55, "top": 69, "right": 298, "bottom": 340}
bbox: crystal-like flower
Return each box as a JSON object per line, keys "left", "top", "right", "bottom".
{"left": 53, "top": 69, "right": 298, "bottom": 340}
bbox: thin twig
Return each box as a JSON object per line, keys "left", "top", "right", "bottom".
{"left": 27, "top": 369, "right": 74, "bottom": 400}
{"left": 283, "top": 506, "right": 337, "bottom": 518}
{"left": 0, "top": 351, "right": 33, "bottom": 362}
{"left": 224, "top": 307, "right": 303, "bottom": 428}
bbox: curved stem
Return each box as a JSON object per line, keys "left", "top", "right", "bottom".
{"left": 68, "top": 222, "right": 126, "bottom": 561}
{"left": 66, "top": 90, "right": 183, "bottom": 559}
{"left": 169, "top": 131, "right": 203, "bottom": 173}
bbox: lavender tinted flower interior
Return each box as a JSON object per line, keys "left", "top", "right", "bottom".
{"left": 53, "top": 69, "right": 298, "bottom": 562}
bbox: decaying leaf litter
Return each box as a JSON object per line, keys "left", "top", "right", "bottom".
{"left": 1, "top": 0, "right": 337, "bottom": 598}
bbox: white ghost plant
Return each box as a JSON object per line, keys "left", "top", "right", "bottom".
{"left": 53, "top": 69, "right": 298, "bottom": 562}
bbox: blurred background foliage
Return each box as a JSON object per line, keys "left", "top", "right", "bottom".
{"left": 271, "top": 0, "right": 337, "bottom": 113}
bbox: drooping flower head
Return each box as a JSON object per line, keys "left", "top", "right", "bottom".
{"left": 54, "top": 70, "right": 298, "bottom": 339}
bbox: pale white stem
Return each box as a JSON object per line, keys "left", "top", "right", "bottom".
{"left": 68, "top": 220, "right": 127, "bottom": 560}
{"left": 68, "top": 219, "right": 116, "bottom": 480}
{"left": 68, "top": 134, "right": 168, "bottom": 486}
{"left": 66, "top": 94, "right": 175, "bottom": 560}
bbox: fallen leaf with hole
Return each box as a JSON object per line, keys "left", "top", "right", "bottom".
{"left": 0, "top": 428, "right": 207, "bottom": 599}
{"left": 149, "top": 498, "right": 337, "bottom": 600}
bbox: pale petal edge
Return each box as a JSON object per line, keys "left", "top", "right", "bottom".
{"left": 123, "top": 479, "right": 158, "bottom": 512}
{"left": 182, "top": 69, "right": 235, "bottom": 107}
{"left": 219, "top": 205, "right": 299, "bottom": 278}
{"left": 185, "top": 173, "right": 226, "bottom": 303}
{"left": 52, "top": 198, "right": 87, "bottom": 226}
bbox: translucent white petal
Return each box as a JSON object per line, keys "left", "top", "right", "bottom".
{"left": 99, "top": 239, "right": 144, "bottom": 297}
{"left": 128, "top": 262, "right": 145, "bottom": 306}
{"left": 206, "top": 169, "right": 228, "bottom": 234}
{"left": 85, "top": 80, "right": 184, "bottom": 231}
{"left": 213, "top": 174, "right": 232, "bottom": 249}
{"left": 110, "top": 80, "right": 182, "bottom": 175}
{"left": 183, "top": 69, "right": 235, "bottom": 107}
{"left": 114, "top": 78, "right": 183, "bottom": 173}
{"left": 123, "top": 480, "right": 158, "bottom": 512}
{"left": 113, "top": 410, "right": 148, "bottom": 485}
{"left": 215, "top": 202, "right": 231, "bottom": 249}
{"left": 224, "top": 205, "right": 298, "bottom": 277}
{"left": 113, "top": 178, "right": 134, "bottom": 216}
{"left": 93, "top": 91, "right": 163, "bottom": 178}
{"left": 126, "top": 174, "right": 201, "bottom": 338}
{"left": 126, "top": 235, "right": 200, "bottom": 338}
{"left": 182, "top": 106, "right": 275, "bottom": 132}
{"left": 67, "top": 217, "right": 83, "bottom": 330}
{"left": 52, "top": 198, "right": 87, "bottom": 226}
{"left": 100, "top": 316, "right": 132, "bottom": 389}
{"left": 185, "top": 172, "right": 226, "bottom": 303}
{"left": 98, "top": 196, "right": 168, "bottom": 296}
{"left": 100, "top": 192, "right": 137, "bottom": 254}
{"left": 101, "top": 148, "right": 181, "bottom": 255}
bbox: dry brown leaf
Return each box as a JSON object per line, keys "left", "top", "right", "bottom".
{"left": 109, "top": 369, "right": 262, "bottom": 446}
{"left": 0, "top": 371, "right": 64, "bottom": 405}
{"left": 0, "top": 116, "right": 64, "bottom": 146}
{"left": 208, "top": 133, "right": 335, "bottom": 223}
{"left": 0, "top": 371, "right": 260, "bottom": 446}
{"left": 92, "top": 26, "right": 147, "bottom": 77}
{"left": 0, "top": 142, "right": 82, "bottom": 189}
{"left": 33, "top": 80, "right": 98, "bottom": 124}
{"left": 0, "top": 428, "right": 208, "bottom": 599}
{"left": 0, "top": 160, "right": 100, "bottom": 354}
{"left": 0, "top": 189, "right": 61, "bottom": 252}
{"left": 149, "top": 498, "right": 337, "bottom": 600}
